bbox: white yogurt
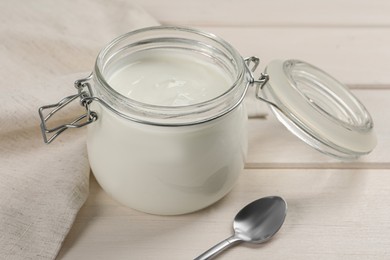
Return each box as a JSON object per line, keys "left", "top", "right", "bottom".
{"left": 108, "top": 50, "right": 232, "bottom": 106}
{"left": 87, "top": 49, "right": 248, "bottom": 215}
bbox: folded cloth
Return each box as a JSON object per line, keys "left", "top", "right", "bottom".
{"left": 0, "top": 1, "right": 267, "bottom": 259}
{"left": 0, "top": 1, "right": 158, "bottom": 259}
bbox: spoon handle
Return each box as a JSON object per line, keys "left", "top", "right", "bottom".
{"left": 194, "top": 235, "right": 241, "bottom": 260}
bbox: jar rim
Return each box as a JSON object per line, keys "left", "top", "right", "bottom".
{"left": 92, "top": 26, "right": 250, "bottom": 126}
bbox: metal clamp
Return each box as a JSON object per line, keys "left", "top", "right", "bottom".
{"left": 245, "top": 56, "right": 260, "bottom": 73}
{"left": 244, "top": 56, "right": 279, "bottom": 109}
{"left": 38, "top": 74, "right": 98, "bottom": 144}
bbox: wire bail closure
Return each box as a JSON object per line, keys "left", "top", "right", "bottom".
{"left": 244, "top": 56, "right": 280, "bottom": 109}
{"left": 38, "top": 74, "right": 98, "bottom": 144}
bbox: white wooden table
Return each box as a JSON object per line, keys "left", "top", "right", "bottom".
{"left": 58, "top": 1, "right": 390, "bottom": 259}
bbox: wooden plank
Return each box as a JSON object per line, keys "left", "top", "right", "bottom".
{"left": 58, "top": 169, "right": 390, "bottom": 259}
{"left": 195, "top": 26, "right": 390, "bottom": 86}
{"left": 135, "top": 0, "right": 390, "bottom": 27}
{"left": 246, "top": 89, "right": 390, "bottom": 168}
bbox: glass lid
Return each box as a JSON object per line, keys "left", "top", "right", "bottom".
{"left": 261, "top": 60, "right": 376, "bottom": 159}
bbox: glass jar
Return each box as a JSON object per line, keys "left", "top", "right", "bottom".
{"left": 39, "top": 26, "right": 376, "bottom": 215}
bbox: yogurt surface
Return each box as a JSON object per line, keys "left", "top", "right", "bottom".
{"left": 107, "top": 50, "right": 232, "bottom": 106}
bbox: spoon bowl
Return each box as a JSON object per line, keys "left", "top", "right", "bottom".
{"left": 194, "top": 196, "right": 287, "bottom": 260}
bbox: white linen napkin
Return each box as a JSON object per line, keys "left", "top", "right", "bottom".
{"left": 0, "top": 1, "right": 267, "bottom": 259}
{"left": 0, "top": 1, "right": 158, "bottom": 259}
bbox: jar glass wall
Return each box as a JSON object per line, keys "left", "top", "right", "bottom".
{"left": 87, "top": 27, "right": 251, "bottom": 215}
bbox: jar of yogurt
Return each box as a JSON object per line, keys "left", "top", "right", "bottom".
{"left": 39, "top": 26, "right": 376, "bottom": 215}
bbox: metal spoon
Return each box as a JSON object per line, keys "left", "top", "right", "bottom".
{"left": 194, "top": 196, "right": 287, "bottom": 260}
